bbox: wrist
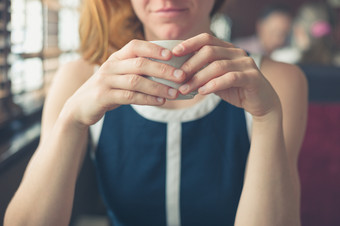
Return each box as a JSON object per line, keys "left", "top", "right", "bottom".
{"left": 250, "top": 103, "right": 286, "bottom": 154}
{"left": 251, "top": 98, "right": 283, "bottom": 124}
{"left": 58, "top": 101, "right": 89, "bottom": 132}
{"left": 251, "top": 102, "right": 284, "bottom": 138}
{"left": 252, "top": 107, "right": 282, "bottom": 124}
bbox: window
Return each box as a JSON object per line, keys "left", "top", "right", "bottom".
{"left": 0, "top": 0, "right": 80, "bottom": 127}
{"left": 0, "top": 0, "right": 12, "bottom": 125}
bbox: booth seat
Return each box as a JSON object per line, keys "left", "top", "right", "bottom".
{"left": 298, "top": 64, "right": 340, "bottom": 226}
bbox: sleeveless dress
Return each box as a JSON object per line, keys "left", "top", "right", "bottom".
{"left": 90, "top": 54, "right": 262, "bottom": 226}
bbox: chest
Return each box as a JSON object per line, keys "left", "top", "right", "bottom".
{"left": 92, "top": 99, "right": 250, "bottom": 226}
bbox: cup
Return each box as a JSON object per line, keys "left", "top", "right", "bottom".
{"left": 148, "top": 40, "right": 197, "bottom": 100}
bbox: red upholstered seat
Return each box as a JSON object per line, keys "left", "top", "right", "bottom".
{"left": 299, "top": 103, "right": 340, "bottom": 226}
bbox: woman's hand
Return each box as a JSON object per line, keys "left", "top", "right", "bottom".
{"left": 173, "top": 33, "right": 282, "bottom": 119}
{"left": 64, "top": 40, "right": 187, "bottom": 127}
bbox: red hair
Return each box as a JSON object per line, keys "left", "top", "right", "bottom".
{"left": 79, "top": 0, "right": 226, "bottom": 64}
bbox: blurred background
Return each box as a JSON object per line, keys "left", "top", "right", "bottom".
{"left": 0, "top": 0, "right": 339, "bottom": 225}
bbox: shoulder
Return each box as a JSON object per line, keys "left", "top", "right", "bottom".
{"left": 54, "top": 58, "right": 95, "bottom": 84}
{"left": 40, "top": 58, "right": 96, "bottom": 138}
{"left": 47, "top": 57, "right": 97, "bottom": 106}
{"left": 260, "top": 57, "right": 308, "bottom": 102}
{"left": 48, "top": 58, "right": 96, "bottom": 100}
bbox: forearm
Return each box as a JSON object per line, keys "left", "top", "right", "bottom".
{"left": 4, "top": 110, "right": 89, "bottom": 226}
{"left": 235, "top": 110, "right": 300, "bottom": 226}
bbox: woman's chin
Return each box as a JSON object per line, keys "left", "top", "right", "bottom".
{"left": 150, "top": 27, "right": 192, "bottom": 41}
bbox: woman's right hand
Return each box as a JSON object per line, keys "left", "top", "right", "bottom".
{"left": 63, "top": 39, "right": 186, "bottom": 127}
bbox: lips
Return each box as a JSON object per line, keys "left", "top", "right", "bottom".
{"left": 155, "top": 7, "right": 187, "bottom": 12}
{"left": 154, "top": 7, "right": 188, "bottom": 17}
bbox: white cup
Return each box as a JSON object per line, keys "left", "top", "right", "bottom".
{"left": 148, "top": 40, "right": 197, "bottom": 100}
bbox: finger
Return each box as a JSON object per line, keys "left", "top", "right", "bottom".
{"left": 107, "top": 89, "right": 166, "bottom": 107}
{"left": 172, "top": 33, "right": 233, "bottom": 56}
{"left": 109, "top": 39, "right": 172, "bottom": 61}
{"left": 109, "top": 74, "right": 179, "bottom": 100}
{"left": 179, "top": 57, "right": 250, "bottom": 95}
{"left": 180, "top": 45, "right": 248, "bottom": 78}
{"left": 197, "top": 70, "right": 257, "bottom": 95}
{"left": 103, "top": 57, "right": 185, "bottom": 83}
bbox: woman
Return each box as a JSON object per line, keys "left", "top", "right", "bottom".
{"left": 4, "top": 0, "right": 307, "bottom": 225}
{"left": 272, "top": 2, "right": 339, "bottom": 66}
{"left": 294, "top": 2, "right": 338, "bottom": 65}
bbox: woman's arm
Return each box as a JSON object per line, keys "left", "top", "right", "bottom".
{"left": 235, "top": 61, "right": 307, "bottom": 226}
{"left": 173, "top": 34, "right": 308, "bottom": 226}
{"left": 4, "top": 60, "right": 93, "bottom": 226}
{"left": 237, "top": 108, "right": 294, "bottom": 225}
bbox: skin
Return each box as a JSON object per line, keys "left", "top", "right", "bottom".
{"left": 4, "top": 0, "right": 307, "bottom": 225}
{"left": 293, "top": 24, "right": 310, "bottom": 51}
{"left": 257, "top": 12, "right": 292, "bottom": 55}
{"left": 132, "top": 0, "right": 214, "bottom": 40}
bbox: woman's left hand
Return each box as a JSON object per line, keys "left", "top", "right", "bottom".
{"left": 173, "top": 33, "right": 281, "bottom": 119}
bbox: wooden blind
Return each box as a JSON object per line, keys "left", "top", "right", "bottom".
{"left": 0, "top": 0, "right": 80, "bottom": 129}
{"left": 0, "top": 0, "right": 13, "bottom": 126}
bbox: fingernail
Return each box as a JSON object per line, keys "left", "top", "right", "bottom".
{"left": 161, "top": 49, "right": 171, "bottom": 57}
{"left": 168, "top": 88, "right": 177, "bottom": 97}
{"left": 157, "top": 97, "right": 164, "bottom": 103}
{"left": 173, "top": 69, "right": 183, "bottom": 78}
{"left": 179, "top": 84, "right": 189, "bottom": 93}
{"left": 172, "top": 44, "right": 184, "bottom": 54}
{"left": 198, "top": 85, "right": 207, "bottom": 94}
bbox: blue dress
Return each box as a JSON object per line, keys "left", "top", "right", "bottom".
{"left": 90, "top": 54, "right": 261, "bottom": 226}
